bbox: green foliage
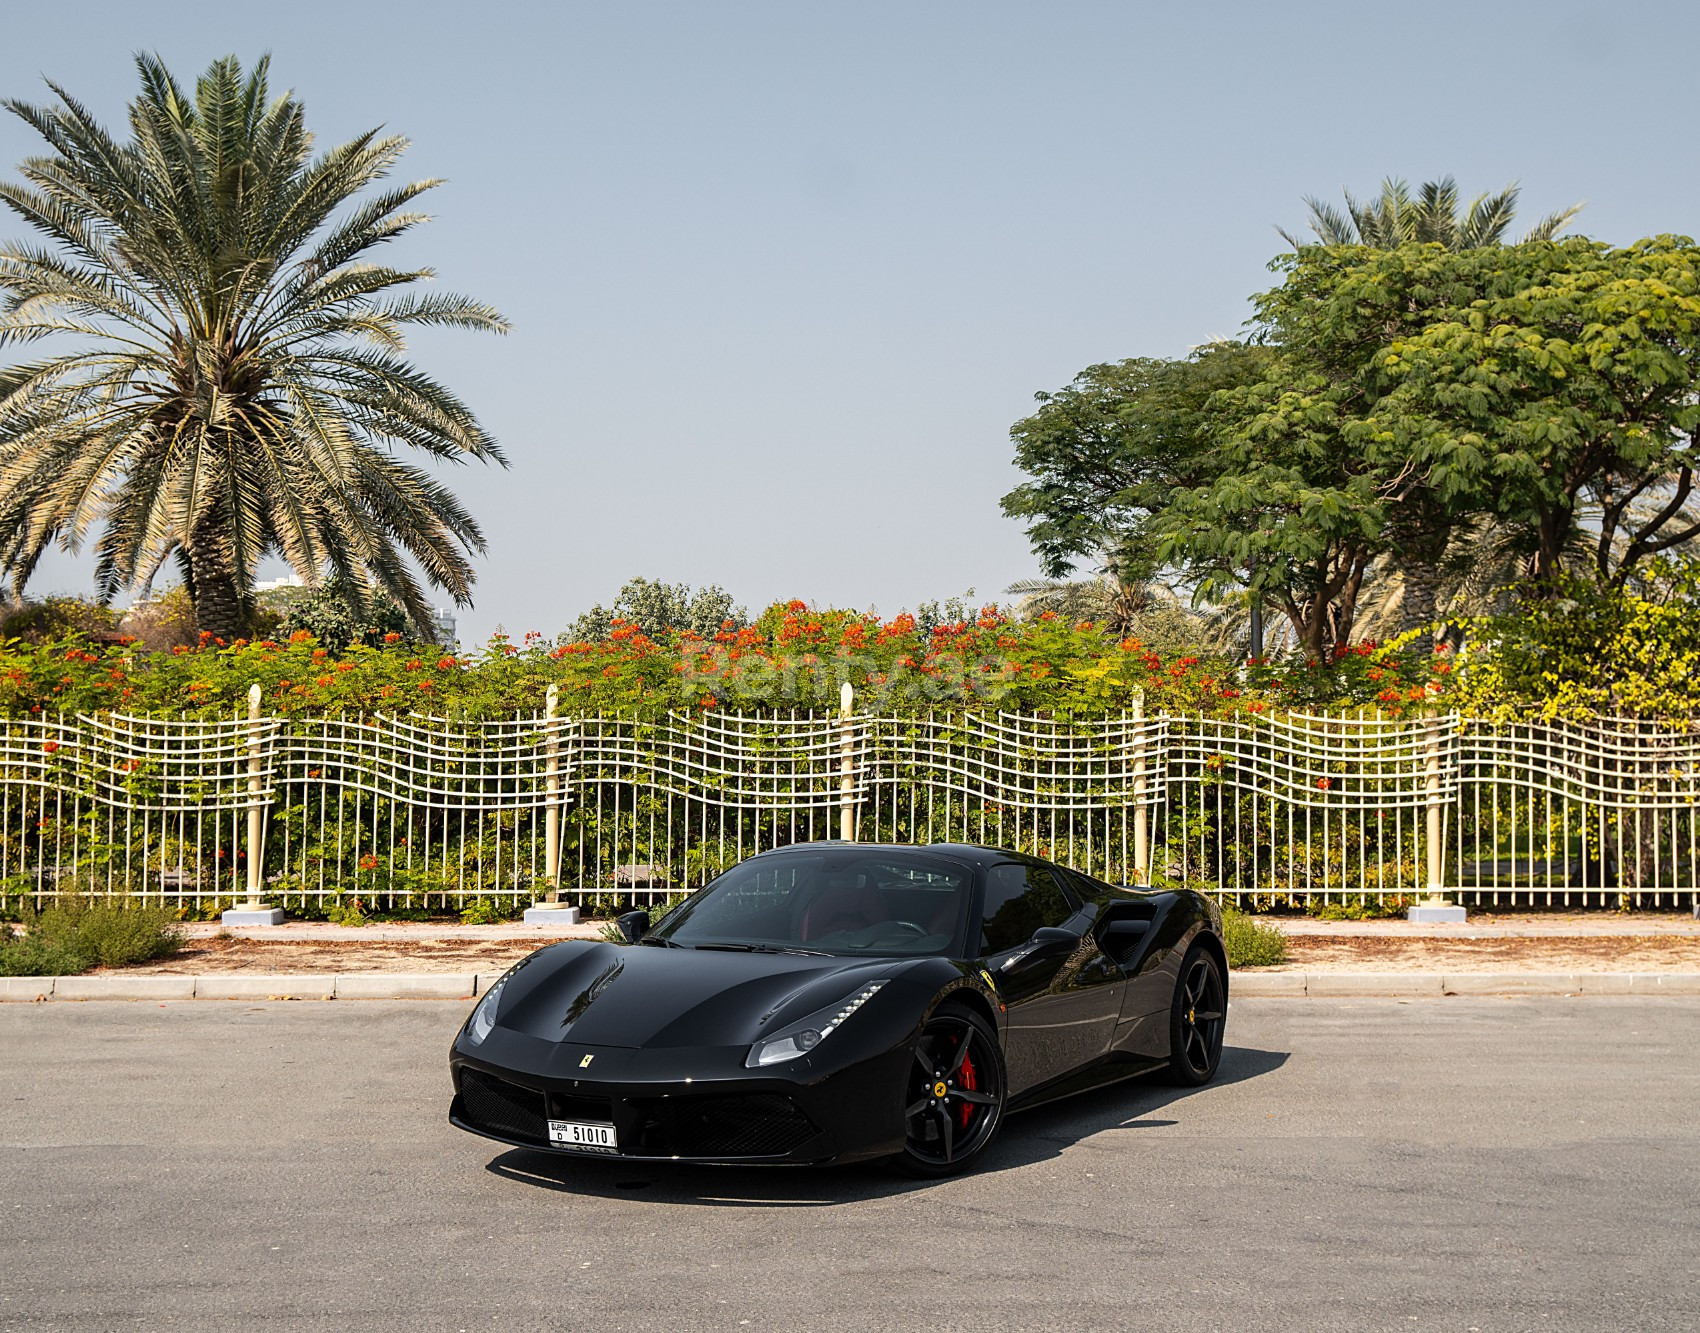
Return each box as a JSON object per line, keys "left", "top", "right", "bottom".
{"left": 458, "top": 897, "right": 515, "bottom": 925}
{"left": 1007, "top": 235, "right": 1700, "bottom": 659}
{"left": 1306, "top": 893, "right": 1410, "bottom": 921}
{"left": 1279, "top": 175, "right": 1582, "bottom": 251}
{"left": 1220, "top": 906, "right": 1287, "bottom": 969}
{"left": 276, "top": 578, "right": 415, "bottom": 654}
{"left": 0, "top": 596, "right": 119, "bottom": 642}
{"left": 1457, "top": 558, "right": 1700, "bottom": 720}
{"left": 0, "top": 897, "right": 183, "bottom": 975}
{"left": 571, "top": 578, "right": 747, "bottom": 644}
{"left": 0, "top": 54, "right": 507, "bottom": 640}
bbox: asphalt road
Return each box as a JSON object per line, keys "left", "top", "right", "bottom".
{"left": 3, "top": 998, "right": 1697, "bottom": 1333}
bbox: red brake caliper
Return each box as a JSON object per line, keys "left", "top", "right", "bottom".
{"left": 957, "top": 1046, "right": 976, "bottom": 1129}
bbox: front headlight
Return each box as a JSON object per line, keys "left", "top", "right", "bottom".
{"left": 746, "top": 979, "right": 888, "bottom": 1068}
{"left": 466, "top": 979, "right": 506, "bottom": 1045}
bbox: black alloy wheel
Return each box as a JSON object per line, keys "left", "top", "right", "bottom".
{"left": 1165, "top": 945, "right": 1226, "bottom": 1086}
{"left": 897, "top": 1006, "right": 1004, "bottom": 1177}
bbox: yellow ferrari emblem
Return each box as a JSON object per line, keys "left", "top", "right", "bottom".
{"left": 979, "top": 968, "right": 997, "bottom": 992}
{"left": 579, "top": 1054, "right": 594, "bottom": 1068}
{"left": 932, "top": 1081, "right": 948, "bottom": 1099}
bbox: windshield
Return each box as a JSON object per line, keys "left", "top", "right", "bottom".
{"left": 651, "top": 848, "right": 971, "bottom": 956}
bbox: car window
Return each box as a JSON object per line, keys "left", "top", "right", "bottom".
{"left": 978, "top": 863, "right": 1074, "bottom": 955}
{"left": 653, "top": 849, "right": 971, "bottom": 956}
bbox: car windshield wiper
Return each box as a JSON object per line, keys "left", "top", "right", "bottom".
{"left": 690, "top": 941, "right": 832, "bottom": 957}
{"left": 636, "top": 936, "right": 685, "bottom": 948}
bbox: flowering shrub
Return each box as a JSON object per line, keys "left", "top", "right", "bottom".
{"left": 0, "top": 583, "right": 1686, "bottom": 721}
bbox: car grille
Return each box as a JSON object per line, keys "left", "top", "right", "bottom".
{"left": 630, "top": 1093, "right": 820, "bottom": 1158}
{"left": 458, "top": 1069, "right": 548, "bottom": 1144}
{"left": 550, "top": 1092, "right": 615, "bottom": 1123}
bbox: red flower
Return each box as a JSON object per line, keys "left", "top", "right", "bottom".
{"left": 41, "top": 741, "right": 59, "bottom": 754}
{"left": 1316, "top": 777, "right": 1333, "bottom": 790}
{"left": 384, "top": 632, "right": 402, "bottom": 644}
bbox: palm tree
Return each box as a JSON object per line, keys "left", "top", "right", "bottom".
{"left": 0, "top": 54, "right": 508, "bottom": 639}
{"left": 1278, "top": 175, "right": 1583, "bottom": 252}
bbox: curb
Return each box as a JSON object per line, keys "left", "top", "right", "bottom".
{"left": 4, "top": 971, "right": 1700, "bottom": 1003}
{"left": 0, "top": 973, "right": 481, "bottom": 1002}
{"left": 1232, "top": 971, "right": 1700, "bottom": 997}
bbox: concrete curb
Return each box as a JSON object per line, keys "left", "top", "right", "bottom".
{"left": 4, "top": 970, "right": 1699, "bottom": 1002}
{"left": 1232, "top": 971, "right": 1700, "bottom": 997}
{"left": 0, "top": 972, "right": 483, "bottom": 1001}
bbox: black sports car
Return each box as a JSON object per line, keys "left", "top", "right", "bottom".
{"left": 449, "top": 842, "right": 1227, "bottom": 1176}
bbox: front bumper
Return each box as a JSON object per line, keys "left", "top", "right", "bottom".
{"left": 449, "top": 1026, "right": 910, "bottom": 1166}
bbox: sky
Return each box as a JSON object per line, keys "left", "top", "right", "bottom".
{"left": 1, "top": 0, "right": 1694, "bottom": 643}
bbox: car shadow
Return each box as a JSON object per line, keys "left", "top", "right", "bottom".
{"left": 481, "top": 1043, "right": 1289, "bottom": 1207}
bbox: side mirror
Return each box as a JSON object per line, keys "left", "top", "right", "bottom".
{"left": 616, "top": 910, "right": 651, "bottom": 944}
{"left": 999, "top": 926, "right": 1079, "bottom": 973}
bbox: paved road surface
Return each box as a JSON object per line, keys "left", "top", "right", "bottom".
{"left": 3, "top": 997, "right": 1697, "bottom": 1331}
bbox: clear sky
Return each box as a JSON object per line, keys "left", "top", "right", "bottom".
{"left": 1, "top": 0, "right": 1692, "bottom": 643}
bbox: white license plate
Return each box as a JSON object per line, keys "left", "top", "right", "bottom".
{"left": 548, "top": 1119, "right": 619, "bottom": 1153}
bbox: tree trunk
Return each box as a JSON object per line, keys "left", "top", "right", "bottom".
{"left": 185, "top": 521, "right": 249, "bottom": 641}
{"left": 1388, "top": 495, "right": 1450, "bottom": 642}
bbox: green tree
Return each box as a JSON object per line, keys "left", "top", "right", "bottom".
{"left": 569, "top": 577, "right": 747, "bottom": 643}
{"left": 0, "top": 54, "right": 508, "bottom": 640}
{"left": 1276, "top": 177, "right": 1584, "bottom": 635}
{"left": 1368, "top": 236, "right": 1700, "bottom": 586}
{"left": 1005, "top": 238, "right": 1700, "bottom": 657}
{"left": 275, "top": 576, "right": 412, "bottom": 652}
{"left": 1002, "top": 346, "right": 1269, "bottom": 583}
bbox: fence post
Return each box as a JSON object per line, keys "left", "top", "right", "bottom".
{"left": 544, "top": 683, "right": 561, "bottom": 894}
{"left": 839, "top": 681, "right": 855, "bottom": 841}
{"left": 1131, "top": 689, "right": 1149, "bottom": 885}
{"left": 223, "top": 684, "right": 284, "bottom": 924}
{"left": 1425, "top": 711, "right": 1444, "bottom": 893}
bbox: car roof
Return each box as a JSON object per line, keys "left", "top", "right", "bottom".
{"left": 749, "top": 840, "right": 1028, "bottom": 872}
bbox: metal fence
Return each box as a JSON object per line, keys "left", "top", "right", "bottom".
{"left": 1, "top": 687, "right": 1695, "bottom": 911}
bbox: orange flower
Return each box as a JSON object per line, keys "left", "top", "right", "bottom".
{"left": 383, "top": 632, "right": 402, "bottom": 644}
{"left": 41, "top": 740, "right": 59, "bottom": 754}
{"left": 1316, "top": 777, "right": 1333, "bottom": 790}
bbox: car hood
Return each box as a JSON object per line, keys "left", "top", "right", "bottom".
{"left": 498, "top": 940, "right": 900, "bottom": 1050}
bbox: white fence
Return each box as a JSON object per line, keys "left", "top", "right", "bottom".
{"left": 1, "top": 689, "right": 1695, "bottom": 911}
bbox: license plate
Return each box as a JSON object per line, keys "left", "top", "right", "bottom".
{"left": 548, "top": 1119, "right": 619, "bottom": 1153}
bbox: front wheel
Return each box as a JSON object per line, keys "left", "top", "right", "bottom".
{"left": 896, "top": 1006, "right": 1005, "bottom": 1177}
{"left": 1164, "top": 945, "right": 1226, "bottom": 1086}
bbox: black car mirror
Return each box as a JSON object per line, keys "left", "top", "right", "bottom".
{"left": 616, "top": 910, "right": 651, "bottom": 944}
{"left": 999, "top": 926, "right": 1079, "bottom": 973}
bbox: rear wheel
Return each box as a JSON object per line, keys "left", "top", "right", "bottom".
{"left": 1164, "top": 945, "right": 1226, "bottom": 1086}
{"left": 896, "top": 1006, "right": 1004, "bottom": 1177}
